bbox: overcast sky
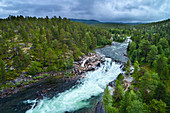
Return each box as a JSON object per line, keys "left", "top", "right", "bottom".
{"left": 0, "top": 0, "right": 169, "bottom": 22}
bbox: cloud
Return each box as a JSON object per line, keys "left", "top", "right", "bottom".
{"left": 0, "top": 0, "right": 169, "bottom": 22}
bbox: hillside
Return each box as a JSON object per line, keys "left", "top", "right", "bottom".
{"left": 70, "top": 19, "right": 102, "bottom": 25}
{"left": 103, "top": 18, "right": 170, "bottom": 113}
{"left": 0, "top": 16, "right": 112, "bottom": 89}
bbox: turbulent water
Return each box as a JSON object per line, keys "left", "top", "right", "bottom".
{"left": 25, "top": 38, "right": 130, "bottom": 113}
{"left": 25, "top": 58, "right": 121, "bottom": 113}
{"left": 96, "top": 37, "right": 131, "bottom": 63}
{"left": 0, "top": 37, "right": 130, "bottom": 113}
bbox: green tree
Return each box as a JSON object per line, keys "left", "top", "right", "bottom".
{"left": 119, "top": 90, "right": 137, "bottom": 113}
{"left": 40, "top": 27, "right": 44, "bottom": 35}
{"left": 157, "top": 44, "right": 163, "bottom": 54}
{"left": 103, "top": 85, "right": 113, "bottom": 110}
{"left": 139, "top": 39, "right": 151, "bottom": 62}
{"left": 21, "top": 27, "right": 29, "bottom": 44}
{"left": 127, "top": 100, "right": 145, "bottom": 113}
{"left": 114, "top": 83, "right": 124, "bottom": 102}
{"left": 161, "top": 63, "right": 169, "bottom": 80}
{"left": 91, "top": 36, "right": 97, "bottom": 49}
{"left": 147, "top": 45, "right": 158, "bottom": 66}
{"left": 129, "top": 41, "right": 136, "bottom": 55}
{"left": 125, "top": 59, "right": 131, "bottom": 76}
{"left": 117, "top": 73, "right": 124, "bottom": 82}
{"left": 154, "top": 54, "right": 168, "bottom": 79}
{"left": 159, "top": 38, "right": 168, "bottom": 50}
{"left": 140, "top": 72, "right": 159, "bottom": 101}
{"left": 45, "top": 48, "right": 58, "bottom": 71}
{"left": 153, "top": 82, "right": 166, "bottom": 101}
{"left": 85, "top": 33, "right": 92, "bottom": 50}
{"left": 133, "top": 60, "right": 140, "bottom": 80}
{"left": 12, "top": 56, "right": 22, "bottom": 73}
{"left": 68, "top": 55, "right": 74, "bottom": 68}
{"left": 0, "top": 59, "right": 6, "bottom": 83}
{"left": 29, "top": 61, "right": 42, "bottom": 75}
{"left": 130, "top": 50, "right": 137, "bottom": 63}
{"left": 148, "top": 99, "right": 166, "bottom": 113}
{"left": 106, "top": 104, "right": 119, "bottom": 113}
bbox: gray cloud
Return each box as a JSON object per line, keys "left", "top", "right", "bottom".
{"left": 0, "top": 0, "right": 169, "bottom": 22}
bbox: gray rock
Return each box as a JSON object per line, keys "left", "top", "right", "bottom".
{"left": 101, "top": 57, "right": 105, "bottom": 62}
{"left": 87, "top": 66, "right": 95, "bottom": 71}
{"left": 91, "top": 57, "right": 98, "bottom": 63}
{"left": 24, "top": 78, "right": 27, "bottom": 82}
{"left": 94, "top": 61, "right": 101, "bottom": 67}
{"left": 74, "top": 62, "right": 79, "bottom": 65}
{"left": 20, "top": 74, "right": 25, "bottom": 78}
{"left": 14, "top": 78, "right": 23, "bottom": 83}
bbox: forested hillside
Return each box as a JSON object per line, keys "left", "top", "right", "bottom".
{"left": 70, "top": 19, "right": 102, "bottom": 25}
{"left": 0, "top": 16, "right": 112, "bottom": 88}
{"left": 93, "top": 23, "right": 133, "bottom": 43}
{"left": 103, "top": 19, "right": 170, "bottom": 113}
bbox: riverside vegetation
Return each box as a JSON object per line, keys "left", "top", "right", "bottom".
{"left": 0, "top": 15, "right": 169, "bottom": 113}
{"left": 102, "top": 19, "right": 170, "bottom": 113}
{"left": 0, "top": 16, "right": 112, "bottom": 93}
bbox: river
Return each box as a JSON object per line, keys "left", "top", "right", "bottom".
{"left": 0, "top": 37, "right": 130, "bottom": 113}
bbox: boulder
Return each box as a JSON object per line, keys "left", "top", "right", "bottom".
{"left": 108, "top": 80, "right": 116, "bottom": 87}
{"left": 13, "top": 88, "right": 19, "bottom": 94}
{"left": 93, "top": 61, "right": 101, "bottom": 67}
{"left": 91, "top": 57, "right": 98, "bottom": 63}
{"left": 87, "top": 66, "right": 95, "bottom": 71}
{"left": 20, "top": 74, "right": 25, "bottom": 78}
{"left": 14, "top": 78, "right": 23, "bottom": 84}
{"left": 101, "top": 57, "right": 105, "bottom": 62}
{"left": 74, "top": 61, "right": 79, "bottom": 65}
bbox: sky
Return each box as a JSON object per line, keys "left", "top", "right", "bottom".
{"left": 0, "top": 0, "right": 169, "bottom": 22}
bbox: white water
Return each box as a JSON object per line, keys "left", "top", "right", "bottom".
{"left": 25, "top": 58, "right": 122, "bottom": 113}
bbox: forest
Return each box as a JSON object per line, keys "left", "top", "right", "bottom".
{"left": 0, "top": 15, "right": 169, "bottom": 113}
{"left": 103, "top": 19, "right": 170, "bottom": 113}
{"left": 0, "top": 16, "right": 112, "bottom": 89}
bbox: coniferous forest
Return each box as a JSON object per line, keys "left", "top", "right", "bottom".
{"left": 0, "top": 0, "right": 170, "bottom": 113}
{"left": 0, "top": 16, "right": 112, "bottom": 86}
{"left": 103, "top": 19, "right": 170, "bottom": 113}
{"left": 0, "top": 16, "right": 169, "bottom": 113}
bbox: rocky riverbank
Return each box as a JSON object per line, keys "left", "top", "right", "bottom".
{"left": 93, "top": 63, "right": 134, "bottom": 113}
{"left": 0, "top": 52, "right": 105, "bottom": 99}
{"left": 64, "top": 52, "right": 105, "bottom": 81}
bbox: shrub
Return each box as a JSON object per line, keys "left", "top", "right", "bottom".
{"left": 28, "top": 61, "right": 42, "bottom": 76}
{"left": 42, "top": 74, "right": 50, "bottom": 77}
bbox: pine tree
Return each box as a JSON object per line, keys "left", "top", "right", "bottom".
{"left": 139, "top": 39, "right": 151, "bottom": 62}
{"left": 147, "top": 45, "right": 158, "bottom": 66}
{"left": 149, "top": 99, "right": 167, "bottom": 113}
{"left": 29, "top": 61, "right": 42, "bottom": 75}
{"left": 103, "top": 85, "right": 113, "bottom": 111}
{"left": 153, "top": 82, "right": 166, "bottom": 101}
{"left": 0, "top": 58, "right": 6, "bottom": 84}
{"left": 154, "top": 54, "right": 168, "bottom": 79}
{"left": 125, "top": 59, "right": 131, "bottom": 76}
{"left": 127, "top": 100, "right": 145, "bottom": 113}
{"left": 133, "top": 60, "right": 140, "bottom": 81}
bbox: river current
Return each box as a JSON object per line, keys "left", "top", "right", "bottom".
{"left": 0, "top": 37, "right": 130, "bottom": 113}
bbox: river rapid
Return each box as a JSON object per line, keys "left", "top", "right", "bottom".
{"left": 0, "top": 37, "right": 130, "bottom": 113}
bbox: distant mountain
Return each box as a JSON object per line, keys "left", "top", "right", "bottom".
{"left": 104, "top": 22, "right": 147, "bottom": 25}
{"left": 70, "top": 18, "right": 169, "bottom": 25}
{"left": 70, "top": 19, "right": 102, "bottom": 25}
{"left": 70, "top": 19, "right": 147, "bottom": 25}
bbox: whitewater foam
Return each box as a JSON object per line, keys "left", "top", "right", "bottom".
{"left": 25, "top": 58, "right": 121, "bottom": 113}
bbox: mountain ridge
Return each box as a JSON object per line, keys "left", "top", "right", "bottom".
{"left": 70, "top": 18, "right": 170, "bottom": 25}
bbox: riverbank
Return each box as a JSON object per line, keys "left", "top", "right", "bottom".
{"left": 93, "top": 64, "right": 134, "bottom": 113}
{"left": 0, "top": 52, "right": 105, "bottom": 99}
{"left": 0, "top": 37, "right": 132, "bottom": 113}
